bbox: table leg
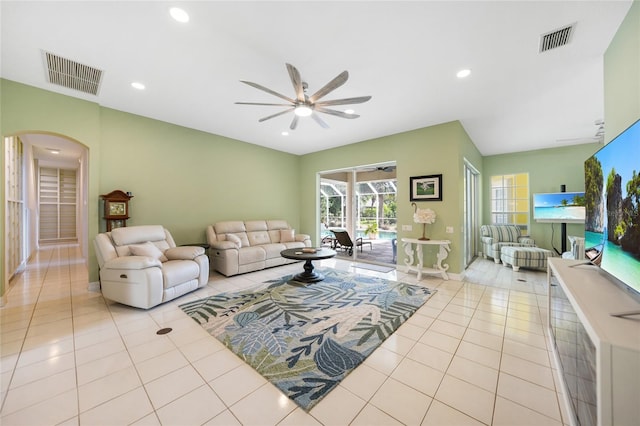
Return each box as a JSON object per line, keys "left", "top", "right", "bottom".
{"left": 293, "top": 259, "right": 324, "bottom": 283}
{"left": 416, "top": 243, "right": 424, "bottom": 280}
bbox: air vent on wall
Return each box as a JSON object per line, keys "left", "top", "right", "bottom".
{"left": 43, "top": 51, "right": 103, "bottom": 95}
{"left": 539, "top": 24, "right": 575, "bottom": 53}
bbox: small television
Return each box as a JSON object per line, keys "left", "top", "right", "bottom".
{"left": 533, "top": 192, "right": 585, "bottom": 223}
{"left": 584, "top": 118, "right": 640, "bottom": 301}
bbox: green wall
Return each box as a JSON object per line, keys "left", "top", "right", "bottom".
{"left": 98, "top": 108, "right": 301, "bottom": 241}
{"left": 604, "top": 0, "right": 640, "bottom": 139}
{"left": 1, "top": 80, "right": 302, "bottom": 287}
{"left": 483, "top": 143, "right": 600, "bottom": 253}
{"left": 1, "top": 80, "right": 102, "bottom": 292}
{"left": 300, "top": 121, "right": 483, "bottom": 275}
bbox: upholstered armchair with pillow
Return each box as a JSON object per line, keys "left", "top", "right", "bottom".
{"left": 480, "top": 224, "right": 535, "bottom": 263}
{"left": 94, "top": 225, "right": 209, "bottom": 309}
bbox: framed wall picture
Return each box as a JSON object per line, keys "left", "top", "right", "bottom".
{"left": 410, "top": 174, "right": 442, "bottom": 201}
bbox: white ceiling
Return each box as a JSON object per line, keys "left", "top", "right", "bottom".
{"left": 1, "top": 1, "right": 632, "bottom": 158}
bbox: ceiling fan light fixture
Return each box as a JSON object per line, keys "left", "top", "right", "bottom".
{"left": 294, "top": 105, "right": 313, "bottom": 117}
{"left": 456, "top": 69, "right": 471, "bottom": 79}
{"left": 169, "top": 7, "right": 189, "bottom": 23}
{"left": 344, "top": 109, "right": 355, "bottom": 114}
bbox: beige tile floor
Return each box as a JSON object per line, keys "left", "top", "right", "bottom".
{"left": 1, "top": 244, "right": 570, "bottom": 425}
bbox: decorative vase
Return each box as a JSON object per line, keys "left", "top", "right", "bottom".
{"left": 419, "top": 223, "right": 430, "bottom": 241}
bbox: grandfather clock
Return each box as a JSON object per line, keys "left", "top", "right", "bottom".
{"left": 101, "top": 190, "right": 133, "bottom": 231}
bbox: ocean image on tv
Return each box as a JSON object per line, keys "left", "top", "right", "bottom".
{"left": 533, "top": 192, "right": 585, "bottom": 221}
{"left": 585, "top": 231, "right": 640, "bottom": 287}
{"left": 584, "top": 119, "right": 640, "bottom": 292}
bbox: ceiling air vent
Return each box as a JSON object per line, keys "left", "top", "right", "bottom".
{"left": 539, "top": 24, "right": 575, "bottom": 53}
{"left": 43, "top": 51, "right": 103, "bottom": 95}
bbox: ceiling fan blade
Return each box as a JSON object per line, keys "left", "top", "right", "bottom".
{"left": 314, "top": 96, "right": 372, "bottom": 107}
{"left": 286, "top": 63, "right": 305, "bottom": 103}
{"left": 290, "top": 115, "right": 299, "bottom": 130}
{"left": 258, "top": 107, "right": 294, "bottom": 122}
{"left": 315, "top": 106, "right": 360, "bottom": 119}
{"left": 311, "top": 113, "right": 329, "bottom": 129}
{"left": 309, "top": 70, "right": 349, "bottom": 103}
{"left": 236, "top": 102, "right": 293, "bottom": 106}
{"left": 240, "top": 80, "right": 295, "bottom": 103}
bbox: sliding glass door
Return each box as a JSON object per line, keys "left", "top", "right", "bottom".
{"left": 463, "top": 159, "right": 480, "bottom": 268}
{"left": 319, "top": 163, "right": 397, "bottom": 265}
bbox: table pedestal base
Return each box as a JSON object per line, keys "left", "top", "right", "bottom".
{"left": 293, "top": 260, "right": 324, "bottom": 283}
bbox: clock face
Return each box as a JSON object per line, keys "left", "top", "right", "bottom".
{"left": 109, "top": 202, "right": 126, "bottom": 216}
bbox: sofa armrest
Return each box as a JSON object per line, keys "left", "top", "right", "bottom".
{"left": 518, "top": 237, "right": 535, "bottom": 246}
{"left": 481, "top": 236, "right": 495, "bottom": 244}
{"left": 103, "top": 256, "right": 161, "bottom": 270}
{"left": 165, "top": 246, "right": 205, "bottom": 260}
{"left": 210, "top": 241, "right": 239, "bottom": 250}
{"left": 295, "top": 233, "right": 311, "bottom": 244}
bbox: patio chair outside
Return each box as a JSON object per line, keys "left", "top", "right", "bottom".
{"left": 331, "top": 230, "right": 372, "bottom": 256}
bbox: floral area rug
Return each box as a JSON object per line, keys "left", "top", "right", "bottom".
{"left": 179, "top": 268, "right": 436, "bottom": 411}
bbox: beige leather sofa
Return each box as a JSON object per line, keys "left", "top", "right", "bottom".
{"left": 207, "top": 220, "right": 311, "bottom": 276}
{"left": 94, "top": 225, "right": 209, "bottom": 309}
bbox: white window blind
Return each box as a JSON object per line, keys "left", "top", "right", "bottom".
{"left": 490, "top": 173, "right": 530, "bottom": 233}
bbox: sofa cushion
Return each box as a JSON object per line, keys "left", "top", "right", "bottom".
{"left": 162, "top": 260, "right": 199, "bottom": 289}
{"left": 115, "top": 240, "right": 171, "bottom": 258}
{"left": 267, "top": 220, "right": 290, "bottom": 230}
{"left": 280, "top": 229, "right": 295, "bottom": 243}
{"left": 482, "top": 225, "right": 520, "bottom": 242}
{"left": 239, "top": 246, "right": 266, "bottom": 264}
{"left": 214, "top": 221, "right": 246, "bottom": 234}
{"left": 129, "top": 241, "right": 168, "bottom": 262}
{"left": 226, "top": 233, "right": 242, "bottom": 248}
{"left": 245, "top": 220, "right": 268, "bottom": 232}
{"left": 262, "top": 243, "right": 286, "bottom": 259}
{"left": 111, "top": 225, "right": 166, "bottom": 246}
{"left": 247, "top": 230, "right": 271, "bottom": 246}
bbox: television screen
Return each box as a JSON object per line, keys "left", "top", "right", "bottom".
{"left": 533, "top": 192, "right": 585, "bottom": 223}
{"left": 584, "top": 118, "right": 640, "bottom": 297}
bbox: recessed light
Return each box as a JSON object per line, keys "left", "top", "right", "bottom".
{"left": 456, "top": 69, "right": 471, "bottom": 79}
{"left": 170, "top": 7, "right": 189, "bottom": 23}
{"left": 281, "top": 131, "right": 289, "bottom": 136}
{"left": 131, "top": 82, "right": 145, "bottom": 90}
{"left": 345, "top": 109, "right": 355, "bottom": 114}
{"left": 47, "top": 148, "right": 60, "bottom": 154}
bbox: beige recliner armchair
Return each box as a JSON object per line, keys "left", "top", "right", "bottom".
{"left": 94, "top": 225, "right": 209, "bottom": 309}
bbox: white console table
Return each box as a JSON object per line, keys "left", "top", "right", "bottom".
{"left": 401, "top": 238, "right": 451, "bottom": 280}
{"left": 548, "top": 258, "right": 640, "bottom": 426}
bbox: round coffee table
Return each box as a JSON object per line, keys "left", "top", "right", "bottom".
{"left": 280, "top": 248, "right": 337, "bottom": 283}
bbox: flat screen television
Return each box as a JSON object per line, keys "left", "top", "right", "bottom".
{"left": 584, "top": 118, "right": 640, "bottom": 302}
{"left": 533, "top": 192, "right": 585, "bottom": 223}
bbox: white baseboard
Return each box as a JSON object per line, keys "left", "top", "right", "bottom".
{"left": 88, "top": 281, "right": 101, "bottom": 292}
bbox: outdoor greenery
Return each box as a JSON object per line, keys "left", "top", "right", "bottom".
{"left": 321, "top": 180, "right": 397, "bottom": 232}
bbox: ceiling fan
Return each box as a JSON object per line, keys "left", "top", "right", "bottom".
{"left": 236, "top": 63, "right": 371, "bottom": 130}
{"left": 556, "top": 119, "right": 605, "bottom": 144}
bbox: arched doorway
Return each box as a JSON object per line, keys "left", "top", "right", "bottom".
{"left": 4, "top": 132, "right": 89, "bottom": 285}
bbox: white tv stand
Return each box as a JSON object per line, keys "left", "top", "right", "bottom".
{"left": 547, "top": 258, "right": 640, "bottom": 426}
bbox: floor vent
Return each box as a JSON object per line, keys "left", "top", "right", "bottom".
{"left": 43, "top": 51, "right": 103, "bottom": 95}
{"left": 539, "top": 24, "right": 575, "bottom": 53}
